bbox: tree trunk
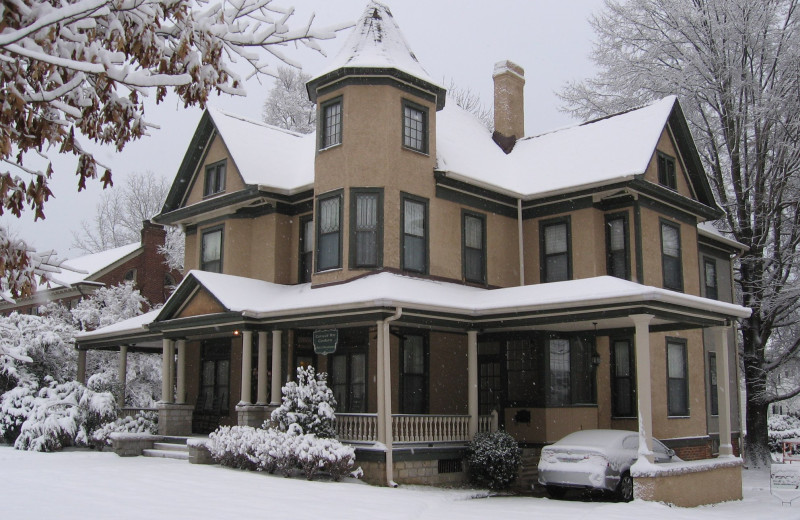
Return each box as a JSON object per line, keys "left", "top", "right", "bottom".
{"left": 742, "top": 315, "right": 772, "bottom": 468}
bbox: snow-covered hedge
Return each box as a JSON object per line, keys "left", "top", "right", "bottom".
{"left": 466, "top": 430, "right": 522, "bottom": 490}
{"left": 207, "top": 424, "right": 357, "bottom": 481}
{"left": 768, "top": 414, "right": 800, "bottom": 453}
{"left": 92, "top": 410, "right": 158, "bottom": 448}
{"left": 0, "top": 383, "right": 36, "bottom": 443}
{"left": 11, "top": 379, "right": 117, "bottom": 452}
{"left": 270, "top": 366, "right": 337, "bottom": 438}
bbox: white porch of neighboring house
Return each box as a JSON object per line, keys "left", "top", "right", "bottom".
{"left": 76, "top": 271, "right": 750, "bottom": 501}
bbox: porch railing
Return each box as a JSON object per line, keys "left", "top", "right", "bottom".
{"left": 335, "top": 413, "right": 378, "bottom": 442}
{"left": 335, "top": 413, "right": 497, "bottom": 443}
{"left": 120, "top": 407, "right": 158, "bottom": 419}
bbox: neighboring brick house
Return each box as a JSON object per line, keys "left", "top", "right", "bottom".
{"left": 1, "top": 221, "right": 180, "bottom": 316}
{"left": 77, "top": 2, "right": 749, "bottom": 505}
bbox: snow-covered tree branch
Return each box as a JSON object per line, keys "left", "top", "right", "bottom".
{"left": 0, "top": 0, "right": 347, "bottom": 289}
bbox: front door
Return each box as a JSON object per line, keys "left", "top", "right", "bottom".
{"left": 193, "top": 339, "right": 231, "bottom": 434}
{"left": 479, "top": 355, "right": 503, "bottom": 421}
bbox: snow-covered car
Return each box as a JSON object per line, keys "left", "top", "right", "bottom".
{"left": 537, "top": 429, "right": 678, "bottom": 501}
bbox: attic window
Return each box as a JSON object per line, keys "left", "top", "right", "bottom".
{"left": 657, "top": 152, "right": 677, "bottom": 190}
{"left": 204, "top": 160, "right": 226, "bottom": 197}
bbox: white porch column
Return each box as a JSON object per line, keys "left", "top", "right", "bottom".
{"left": 257, "top": 331, "right": 269, "bottom": 405}
{"left": 467, "top": 330, "right": 479, "bottom": 438}
{"left": 713, "top": 325, "right": 734, "bottom": 456}
{"left": 240, "top": 330, "right": 253, "bottom": 404}
{"left": 270, "top": 330, "right": 283, "bottom": 405}
{"left": 632, "top": 314, "right": 655, "bottom": 463}
{"left": 176, "top": 339, "right": 187, "bottom": 404}
{"left": 161, "top": 338, "right": 174, "bottom": 403}
{"left": 376, "top": 320, "right": 386, "bottom": 444}
{"left": 381, "top": 319, "right": 394, "bottom": 486}
{"left": 118, "top": 345, "right": 128, "bottom": 406}
{"left": 77, "top": 349, "right": 87, "bottom": 385}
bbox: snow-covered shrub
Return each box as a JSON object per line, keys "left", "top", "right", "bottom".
{"left": 14, "top": 379, "right": 117, "bottom": 452}
{"left": 270, "top": 366, "right": 337, "bottom": 438}
{"left": 768, "top": 414, "right": 800, "bottom": 453}
{"left": 91, "top": 410, "right": 158, "bottom": 448}
{"left": 209, "top": 423, "right": 357, "bottom": 481}
{"left": 207, "top": 425, "right": 262, "bottom": 470}
{"left": 0, "top": 383, "right": 36, "bottom": 443}
{"left": 466, "top": 430, "right": 522, "bottom": 490}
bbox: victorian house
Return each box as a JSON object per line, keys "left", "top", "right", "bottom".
{"left": 77, "top": 2, "right": 749, "bottom": 504}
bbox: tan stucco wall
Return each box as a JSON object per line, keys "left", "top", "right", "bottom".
{"left": 504, "top": 406, "right": 599, "bottom": 444}
{"left": 642, "top": 129, "right": 694, "bottom": 199}
{"left": 640, "top": 207, "right": 701, "bottom": 294}
{"left": 184, "top": 134, "right": 246, "bottom": 207}
{"left": 634, "top": 463, "right": 742, "bottom": 506}
{"left": 648, "top": 329, "right": 708, "bottom": 440}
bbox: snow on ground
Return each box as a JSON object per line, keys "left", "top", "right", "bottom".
{"left": 1, "top": 446, "right": 796, "bottom": 520}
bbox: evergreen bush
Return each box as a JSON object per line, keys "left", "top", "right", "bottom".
{"left": 270, "top": 366, "right": 337, "bottom": 438}
{"left": 466, "top": 430, "right": 522, "bottom": 490}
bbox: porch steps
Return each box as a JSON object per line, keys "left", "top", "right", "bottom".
{"left": 142, "top": 438, "right": 190, "bottom": 461}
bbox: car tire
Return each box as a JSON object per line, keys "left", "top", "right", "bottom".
{"left": 546, "top": 485, "right": 567, "bottom": 499}
{"left": 615, "top": 472, "right": 633, "bottom": 502}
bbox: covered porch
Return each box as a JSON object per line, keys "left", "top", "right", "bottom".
{"left": 77, "top": 271, "right": 749, "bottom": 498}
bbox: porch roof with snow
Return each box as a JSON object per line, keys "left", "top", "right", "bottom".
{"left": 76, "top": 271, "right": 750, "bottom": 349}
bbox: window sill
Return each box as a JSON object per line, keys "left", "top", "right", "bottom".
{"left": 318, "top": 143, "right": 342, "bottom": 153}
{"left": 402, "top": 146, "right": 430, "bottom": 157}
{"left": 315, "top": 267, "right": 343, "bottom": 275}
{"left": 668, "top": 415, "right": 691, "bottom": 419}
{"left": 202, "top": 191, "right": 226, "bottom": 200}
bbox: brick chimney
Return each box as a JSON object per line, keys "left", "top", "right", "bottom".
{"left": 492, "top": 60, "right": 525, "bottom": 154}
{"left": 139, "top": 220, "right": 169, "bottom": 304}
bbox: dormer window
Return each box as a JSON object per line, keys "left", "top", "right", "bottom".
{"left": 402, "top": 100, "right": 428, "bottom": 153}
{"left": 657, "top": 152, "right": 677, "bottom": 190}
{"left": 204, "top": 160, "right": 226, "bottom": 197}
{"left": 320, "top": 98, "right": 342, "bottom": 149}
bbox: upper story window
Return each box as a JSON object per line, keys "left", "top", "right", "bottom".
{"left": 660, "top": 220, "right": 683, "bottom": 291}
{"left": 606, "top": 214, "right": 630, "bottom": 280}
{"left": 317, "top": 192, "right": 342, "bottom": 271}
{"left": 463, "top": 212, "right": 486, "bottom": 284}
{"left": 299, "top": 216, "right": 313, "bottom": 283}
{"left": 657, "top": 152, "right": 677, "bottom": 190}
{"left": 204, "top": 160, "right": 226, "bottom": 197}
{"left": 541, "top": 218, "right": 571, "bottom": 283}
{"left": 703, "top": 257, "right": 718, "bottom": 300}
{"left": 402, "top": 101, "right": 428, "bottom": 154}
{"left": 666, "top": 338, "right": 689, "bottom": 416}
{"left": 320, "top": 98, "right": 342, "bottom": 150}
{"left": 201, "top": 227, "right": 223, "bottom": 273}
{"left": 402, "top": 194, "right": 428, "bottom": 273}
{"left": 611, "top": 338, "right": 636, "bottom": 417}
{"left": 350, "top": 189, "right": 383, "bottom": 268}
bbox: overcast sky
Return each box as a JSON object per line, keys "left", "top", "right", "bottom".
{"left": 3, "top": 0, "right": 606, "bottom": 260}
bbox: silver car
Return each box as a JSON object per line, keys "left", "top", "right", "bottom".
{"left": 537, "top": 429, "right": 678, "bottom": 501}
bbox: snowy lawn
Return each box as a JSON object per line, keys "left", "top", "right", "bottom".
{"left": 0, "top": 446, "right": 792, "bottom": 520}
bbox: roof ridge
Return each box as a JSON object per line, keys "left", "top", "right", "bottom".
{"left": 207, "top": 105, "right": 308, "bottom": 139}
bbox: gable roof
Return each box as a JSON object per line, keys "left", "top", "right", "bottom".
{"left": 437, "top": 96, "right": 717, "bottom": 207}
{"left": 43, "top": 242, "right": 142, "bottom": 290}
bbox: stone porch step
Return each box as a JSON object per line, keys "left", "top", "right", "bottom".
{"left": 142, "top": 439, "right": 190, "bottom": 460}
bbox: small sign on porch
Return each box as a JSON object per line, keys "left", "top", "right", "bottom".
{"left": 313, "top": 329, "right": 338, "bottom": 355}
{"left": 771, "top": 463, "right": 800, "bottom": 505}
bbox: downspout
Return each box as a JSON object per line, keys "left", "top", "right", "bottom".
{"left": 518, "top": 199, "right": 525, "bottom": 286}
{"left": 383, "top": 307, "right": 402, "bottom": 488}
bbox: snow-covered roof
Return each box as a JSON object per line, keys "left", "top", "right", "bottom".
{"left": 436, "top": 97, "right": 678, "bottom": 199}
{"left": 206, "top": 107, "right": 315, "bottom": 194}
{"left": 309, "top": 1, "right": 440, "bottom": 89}
{"left": 42, "top": 242, "right": 141, "bottom": 290}
{"left": 697, "top": 222, "right": 748, "bottom": 252}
